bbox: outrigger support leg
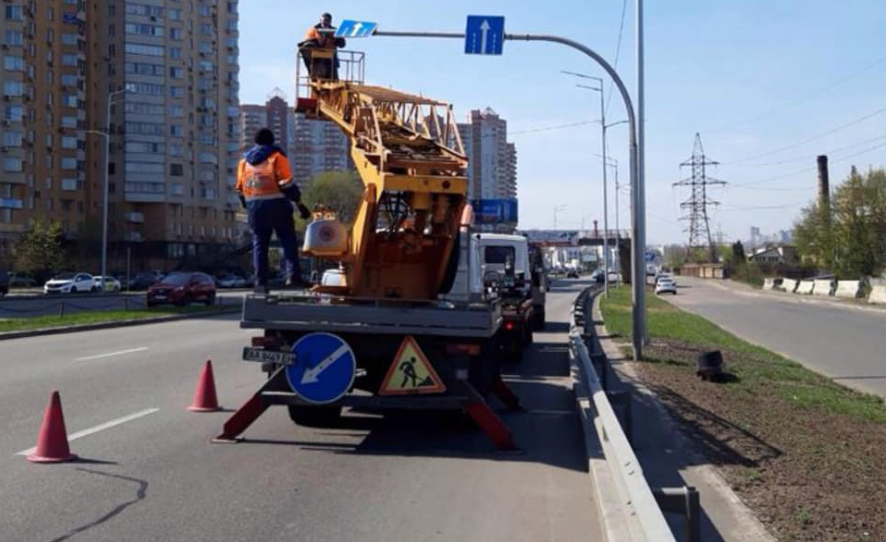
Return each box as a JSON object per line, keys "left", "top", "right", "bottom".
{"left": 490, "top": 376, "right": 522, "bottom": 411}
{"left": 465, "top": 400, "right": 518, "bottom": 451}
{"left": 213, "top": 367, "right": 286, "bottom": 443}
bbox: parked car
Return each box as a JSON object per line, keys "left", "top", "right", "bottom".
{"left": 44, "top": 272, "right": 96, "bottom": 294}
{"left": 8, "top": 272, "right": 37, "bottom": 288}
{"left": 93, "top": 275, "right": 122, "bottom": 293}
{"left": 566, "top": 269, "right": 579, "bottom": 279}
{"left": 655, "top": 277, "right": 677, "bottom": 295}
{"left": 0, "top": 268, "right": 8, "bottom": 297}
{"left": 129, "top": 270, "right": 165, "bottom": 290}
{"left": 655, "top": 272, "right": 676, "bottom": 286}
{"left": 216, "top": 274, "right": 247, "bottom": 289}
{"left": 147, "top": 272, "right": 216, "bottom": 307}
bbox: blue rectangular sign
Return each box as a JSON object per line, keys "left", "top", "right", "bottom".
{"left": 336, "top": 20, "right": 378, "bottom": 38}
{"left": 472, "top": 199, "right": 518, "bottom": 223}
{"left": 465, "top": 16, "right": 505, "bottom": 55}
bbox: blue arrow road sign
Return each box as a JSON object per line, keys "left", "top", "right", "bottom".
{"left": 336, "top": 20, "right": 378, "bottom": 38}
{"left": 286, "top": 333, "right": 356, "bottom": 404}
{"left": 465, "top": 16, "right": 505, "bottom": 55}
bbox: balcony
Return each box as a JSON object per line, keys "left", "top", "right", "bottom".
{"left": 124, "top": 212, "right": 145, "bottom": 223}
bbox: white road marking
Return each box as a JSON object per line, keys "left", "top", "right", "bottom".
{"left": 74, "top": 347, "right": 148, "bottom": 361}
{"left": 15, "top": 408, "right": 160, "bottom": 456}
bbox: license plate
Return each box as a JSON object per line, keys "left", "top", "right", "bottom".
{"left": 154, "top": 295, "right": 166, "bottom": 300}
{"left": 242, "top": 347, "right": 297, "bottom": 364}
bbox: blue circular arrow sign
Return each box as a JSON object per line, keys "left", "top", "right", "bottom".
{"left": 286, "top": 333, "right": 356, "bottom": 404}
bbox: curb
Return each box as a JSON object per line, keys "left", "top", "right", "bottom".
{"left": 592, "top": 293, "right": 778, "bottom": 542}
{"left": 0, "top": 307, "right": 241, "bottom": 341}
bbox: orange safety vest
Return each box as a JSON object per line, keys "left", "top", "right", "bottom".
{"left": 304, "top": 25, "right": 336, "bottom": 49}
{"left": 236, "top": 154, "right": 294, "bottom": 202}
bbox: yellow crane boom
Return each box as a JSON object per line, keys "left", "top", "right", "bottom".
{"left": 297, "top": 53, "right": 469, "bottom": 300}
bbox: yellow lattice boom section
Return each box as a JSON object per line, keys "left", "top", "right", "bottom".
{"left": 297, "top": 76, "right": 470, "bottom": 300}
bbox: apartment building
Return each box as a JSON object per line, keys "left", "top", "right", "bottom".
{"left": 86, "top": 0, "right": 241, "bottom": 269}
{"left": 0, "top": 0, "right": 88, "bottom": 261}
{"left": 458, "top": 107, "right": 518, "bottom": 201}
{"left": 0, "top": 0, "right": 241, "bottom": 269}
{"left": 238, "top": 88, "right": 293, "bottom": 157}
{"left": 292, "top": 112, "right": 351, "bottom": 186}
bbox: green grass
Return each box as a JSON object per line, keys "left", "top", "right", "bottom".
{"left": 600, "top": 285, "right": 886, "bottom": 425}
{"left": 0, "top": 306, "right": 227, "bottom": 333}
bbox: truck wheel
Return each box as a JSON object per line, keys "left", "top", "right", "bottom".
{"left": 287, "top": 405, "right": 342, "bottom": 427}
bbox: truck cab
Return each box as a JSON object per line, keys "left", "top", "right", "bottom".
{"left": 476, "top": 234, "right": 539, "bottom": 361}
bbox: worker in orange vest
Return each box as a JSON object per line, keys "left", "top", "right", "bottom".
{"left": 300, "top": 12, "right": 346, "bottom": 80}
{"left": 236, "top": 128, "right": 310, "bottom": 292}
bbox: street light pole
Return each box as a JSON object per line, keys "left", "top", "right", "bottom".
{"left": 87, "top": 87, "right": 129, "bottom": 293}
{"left": 636, "top": 0, "right": 648, "bottom": 348}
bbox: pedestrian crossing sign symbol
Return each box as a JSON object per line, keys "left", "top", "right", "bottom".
{"left": 379, "top": 336, "right": 446, "bottom": 395}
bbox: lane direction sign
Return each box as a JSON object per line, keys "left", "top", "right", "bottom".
{"left": 286, "top": 333, "right": 356, "bottom": 404}
{"left": 465, "top": 16, "right": 505, "bottom": 55}
{"left": 336, "top": 20, "right": 378, "bottom": 38}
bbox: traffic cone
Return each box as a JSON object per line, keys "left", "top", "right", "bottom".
{"left": 28, "top": 391, "right": 78, "bottom": 463}
{"left": 188, "top": 360, "right": 220, "bottom": 412}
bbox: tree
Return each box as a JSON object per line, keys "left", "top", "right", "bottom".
{"left": 13, "top": 220, "right": 65, "bottom": 276}
{"left": 732, "top": 241, "right": 746, "bottom": 264}
{"left": 300, "top": 171, "right": 364, "bottom": 226}
{"left": 793, "top": 166, "right": 886, "bottom": 277}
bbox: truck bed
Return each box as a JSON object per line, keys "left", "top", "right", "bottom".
{"left": 241, "top": 293, "right": 502, "bottom": 338}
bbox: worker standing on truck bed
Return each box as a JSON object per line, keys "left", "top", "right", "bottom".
{"left": 300, "top": 12, "right": 346, "bottom": 80}
{"left": 236, "top": 128, "right": 310, "bottom": 292}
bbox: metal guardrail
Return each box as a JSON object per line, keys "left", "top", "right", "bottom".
{"left": 569, "top": 287, "right": 678, "bottom": 542}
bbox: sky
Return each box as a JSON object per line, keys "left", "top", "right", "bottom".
{"left": 238, "top": 0, "right": 886, "bottom": 245}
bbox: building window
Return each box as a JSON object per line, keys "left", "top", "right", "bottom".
{"left": 169, "top": 66, "right": 184, "bottom": 78}
{"left": 4, "top": 105, "right": 23, "bottom": 122}
{"left": 4, "top": 30, "right": 23, "bottom": 46}
{"left": 2, "top": 131, "right": 23, "bottom": 147}
{"left": 170, "top": 125, "right": 183, "bottom": 137}
{"left": 3, "top": 158, "right": 23, "bottom": 172}
{"left": 5, "top": 6, "right": 24, "bottom": 21}
{"left": 123, "top": 43, "right": 164, "bottom": 57}
{"left": 170, "top": 47, "right": 183, "bottom": 59}
{"left": 124, "top": 23, "right": 164, "bottom": 37}
{"left": 61, "top": 136, "right": 78, "bottom": 149}
{"left": 61, "top": 178, "right": 77, "bottom": 191}
{"left": 170, "top": 28, "right": 183, "bottom": 40}
{"left": 170, "top": 86, "right": 184, "bottom": 98}
{"left": 3, "top": 81, "right": 24, "bottom": 96}
{"left": 3, "top": 56, "right": 24, "bottom": 71}
{"left": 61, "top": 157, "right": 77, "bottom": 170}
{"left": 61, "top": 33, "right": 78, "bottom": 46}
{"left": 125, "top": 4, "right": 163, "bottom": 17}
{"left": 61, "top": 53, "right": 78, "bottom": 67}
{"left": 169, "top": 9, "right": 182, "bottom": 21}
{"left": 170, "top": 164, "right": 183, "bottom": 176}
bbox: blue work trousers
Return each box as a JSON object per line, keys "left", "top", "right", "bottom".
{"left": 248, "top": 198, "right": 300, "bottom": 287}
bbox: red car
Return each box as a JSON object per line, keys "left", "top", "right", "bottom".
{"left": 146, "top": 272, "right": 216, "bottom": 307}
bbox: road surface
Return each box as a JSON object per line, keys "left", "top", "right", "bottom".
{"left": 668, "top": 276, "right": 886, "bottom": 397}
{"left": 0, "top": 281, "right": 599, "bottom": 541}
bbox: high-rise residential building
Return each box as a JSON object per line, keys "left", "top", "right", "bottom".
{"left": 238, "top": 88, "right": 293, "bottom": 157}
{"left": 85, "top": 0, "right": 241, "bottom": 269}
{"left": 458, "top": 107, "right": 518, "bottom": 201}
{"left": 1, "top": 1, "right": 241, "bottom": 269}
{"left": 292, "top": 112, "right": 351, "bottom": 185}
{"left": 0, "top": 0, "right": 89, "bottom": 261}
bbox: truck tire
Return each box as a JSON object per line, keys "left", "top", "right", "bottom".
{"left": 287, "top": 405, "right": 342, "bottom": 427}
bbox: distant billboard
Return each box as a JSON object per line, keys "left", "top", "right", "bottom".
{"left": 522, "top": 230, "right": 579, "bottom": 246}
{"left": 472, "top": 199, "right": 518, "bottom": 224}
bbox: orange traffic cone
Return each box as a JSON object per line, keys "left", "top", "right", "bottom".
{"left": 188, "top": 360, "right": 220, "bottom": 412}
{"left": 28, "top": 391, "right": 78, "bottom": 463}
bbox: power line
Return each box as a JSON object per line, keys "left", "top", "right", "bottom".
{"left": 509, "top": 121, "right": 593, "bottom": 136}
{"left": 605, "top": 0, "right": 629, "bottom": 116}
{"left": 726, "top": 105, "right": 886, "bottom": 165}
{"left": 733, "top": 133, "right": 886, "bottom": 167}
{"left": 708, "top": 53, "right": 886, "bottom": 133}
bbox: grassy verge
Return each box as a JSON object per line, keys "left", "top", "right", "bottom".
{"left": 600, "top": 285, "right": 886, "bottom": 542}
{"left": 0, "top": 306, "right": 229, "bottom": 333}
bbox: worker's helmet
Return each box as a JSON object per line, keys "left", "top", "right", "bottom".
{"left": 321, "top": 12, "right": 332, "bottom": 22}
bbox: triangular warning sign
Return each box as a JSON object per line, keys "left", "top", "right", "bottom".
{"left": 379, "top": 336, "right": 446, "bottom": 395}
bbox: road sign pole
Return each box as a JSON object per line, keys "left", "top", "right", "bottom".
{"left": 372, "top": 28, "right": 645, "bottom": 360}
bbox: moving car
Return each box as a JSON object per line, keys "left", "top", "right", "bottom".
{"left": 93, "top": 275, "right": 122, "bottom": 293}
{"left": 591, "top": 269, "right": 605, "bottom": 283}
{"left": 44, "top": 272, "right": 97, "bottom": 294}
{"left": 0, "top": 268, "right": 8, "bottom": 297}
{"left": 655, "top": 277, "right": 677, "bottom": 295}
{"left": 129, "top": 270, "right": 165, "bottom": 290}
{"left": 655, "top": 272, "right": 676, "bottom": 287}
{"left": 8, "top": 272, "right": 37, "bottom": 288}
{"left": 147, "top": 271, "right": 216, "bottom": 307}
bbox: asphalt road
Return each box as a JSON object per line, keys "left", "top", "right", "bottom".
{"left": 668, "top": 276, "right": 886, "bottom": 397}
{"left": 0, "top": 280, "right": 599, "bottom": 542}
